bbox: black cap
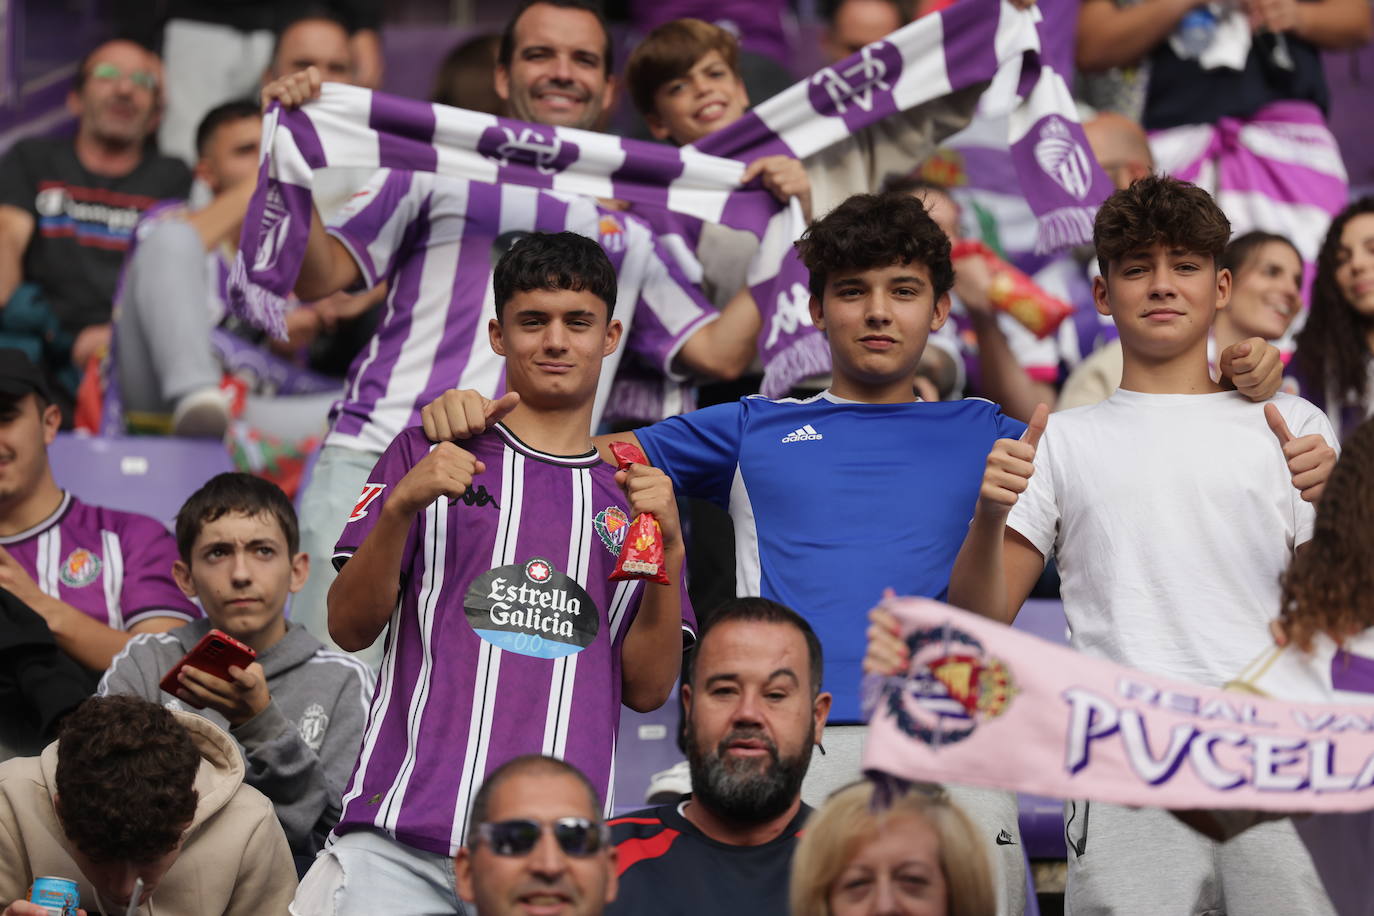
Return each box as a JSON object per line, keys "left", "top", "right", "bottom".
{"left": 0, "top": 348, "right": 53, "bottom": 401}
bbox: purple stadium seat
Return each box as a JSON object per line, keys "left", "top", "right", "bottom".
{"left": 614, "top": 689, "right": 684, "bottom": 812}
{"left": 48, "top": 433, "right": 234, "bottom": 529}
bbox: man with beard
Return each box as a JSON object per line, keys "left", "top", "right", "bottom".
{"left": 605, "top": 598, "right": 830, "bottom": 916}
{"left": 0, "top": 40, "right": 191, "bottom": 407}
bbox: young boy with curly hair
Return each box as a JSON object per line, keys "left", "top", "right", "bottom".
{"left": 948, "top": 174, "right": 1340, "bottom": 914}
{"left": 0, "top": 694, "right": 296, "bottom": 914}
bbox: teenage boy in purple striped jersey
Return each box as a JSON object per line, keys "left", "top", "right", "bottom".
{"left": 290, "top": 231, "right": 691, "bottom": 914}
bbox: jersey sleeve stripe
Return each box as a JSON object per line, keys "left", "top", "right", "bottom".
{"left": 614, "top": 829, "right": 682, "bottom": 876}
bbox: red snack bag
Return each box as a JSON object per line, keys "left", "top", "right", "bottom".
{"left": 608, "top": 441, "right": 670, "bottom": 585}
{"left": 950, "top": 239, "right": 1073, "bottom": 338}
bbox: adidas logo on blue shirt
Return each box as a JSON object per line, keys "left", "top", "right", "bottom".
{"left": 781, "top": 424, "right": 823, "bottom": 443}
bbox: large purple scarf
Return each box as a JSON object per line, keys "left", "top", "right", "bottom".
{"left": 230, "top": 0, "right": 1108, "bottom": 380}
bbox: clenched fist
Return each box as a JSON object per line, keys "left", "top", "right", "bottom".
{"left": 388, "top": 442, "right": 486, "bottom": 517}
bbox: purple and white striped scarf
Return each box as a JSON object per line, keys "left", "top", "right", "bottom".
{"left": 231, "top": 0, "right": 1109, "bottom": 365}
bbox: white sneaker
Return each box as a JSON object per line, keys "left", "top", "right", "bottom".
{"left": 645, "top": 760, "right": 692, "bottom": 804}
{"left": 172, "top": 387, "right": 230, "bottom": 439}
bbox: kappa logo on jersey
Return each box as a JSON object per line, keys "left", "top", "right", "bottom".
{"left": 781, "top": 424, "right": 823, "bottom": 443}
{"left": 598, "top": 215, "right": 626, "bottom": 253}
{"left": 592, "top": 507, "right": 630, "bottom": 556}
{"left": 349, "top": 484, "right": 386, "bottom": 522}
{"left": 457, "top": 484, "right": 499, "bottom": 509}
{"left": 465, "top": 557, "right": 600, "bottom": 659}
{"left": 59, "top": 548, "right": 102, "bottom": 588}
{"left": 297, "top": 702, "right": 330, "bottom": 751}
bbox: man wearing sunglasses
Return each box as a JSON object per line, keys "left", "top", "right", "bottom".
{"left": 455, "top": 755, "right": 618, "bottom": 916}
{"left": 0, "top": 40, "right": 191, "bottom": 413}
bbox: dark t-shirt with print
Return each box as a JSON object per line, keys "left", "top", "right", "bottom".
{"left": 607, "top": 800, "right": 810, "bottom": 916}
{"left": 0, "top": 138, "right": 191, "bottom": 333}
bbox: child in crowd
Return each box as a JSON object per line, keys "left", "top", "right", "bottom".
{"left": 1061, "top": 229, "right": 1305, "bottom": 410}
{"left": 99, "top": 472, "right": 373, "bottom": 860}
{"left": 946, "top": 174, "right": 1339, "bottom": 914}
{"left": 297, "top": 232, "right": 691, "bottom": 913}
{"left": 1224, "top": 416, "right": 1374, "bottom": 914}
{"left": 1292, "top": 197, "right": 1374, "bottom": 440}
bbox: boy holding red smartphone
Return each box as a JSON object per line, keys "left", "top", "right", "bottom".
{"left": 98, "top": 472, "right": 373, "bottom": 860}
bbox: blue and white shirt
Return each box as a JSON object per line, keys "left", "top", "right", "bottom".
{"left": 636, "top": 391, "right": 1024, "bottom": 721}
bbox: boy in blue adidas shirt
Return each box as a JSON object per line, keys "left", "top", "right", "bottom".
{"left": 419, "top": 192, "right": 1285, "bottom": 914}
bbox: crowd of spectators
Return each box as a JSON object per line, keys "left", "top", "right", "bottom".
{"left": 0, "top": 0, "right": 1372, "bottom": 912}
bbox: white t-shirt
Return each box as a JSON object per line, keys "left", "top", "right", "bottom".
{"left": 1006, "top": 388, "right": 1336, "bottom": 688}
{"left": 1230, "top": 630, "right": 1374, "bottom": 916}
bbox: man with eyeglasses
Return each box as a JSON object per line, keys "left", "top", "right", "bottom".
{"left": 0, "top": 40, "right": 191, "bottom": 414}
{"left": 455, "top": 755, "right": 618, "bottom": 916}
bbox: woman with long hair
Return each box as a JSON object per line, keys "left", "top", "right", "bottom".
{"left": 1291, "top": 197, "right": 1374, "bottom": 441}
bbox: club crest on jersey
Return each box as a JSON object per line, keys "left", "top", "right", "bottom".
{"left": 349, "top": 484, "right": 386, "bottom": 522}
{"left": 465, "top": 557, "right": 600, "bottom": 659}
{"left": 883, "top": 624, "right": 1017, "bottom": 748}
{"left": 598, "top": 215, "right": 625, "bottom": 253}
{"left": 593, "top": 507, "right": 629, "bottom": 556}
{"left": 59, "top": 548, "right": 102, "bottom": 588}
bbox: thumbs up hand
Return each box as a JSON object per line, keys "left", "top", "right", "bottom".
{"left": 1265, "top": 403, "right": 1336, "bottom": 504}
{"left": 978, "top": 403, "right": 1048, "bottom": 517}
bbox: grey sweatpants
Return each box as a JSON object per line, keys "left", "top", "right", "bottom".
{"left": 292, "top": 444, "right": 386, "bottom": 669}
{"left": 115, "top": 219, "right": 341, "bottom": 439}
{"left": 801, "top": 723, "right": 1026, "bottom": 916}
{"left": 1065, "top": 800, "right": 1336, "bottom": 915}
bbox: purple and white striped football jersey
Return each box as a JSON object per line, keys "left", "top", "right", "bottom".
{"left": 0, "top": 492, "right": 200, "bottom": 630}
{"left": 323, "top": 171, "right": 718, "bottom": 454}
{"left": 332, "top": 424, "right": 694, "bottom": 855}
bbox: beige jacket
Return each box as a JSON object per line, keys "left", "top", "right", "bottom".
{"left": 0, "top": 710, "right": 296, "bottom": 915}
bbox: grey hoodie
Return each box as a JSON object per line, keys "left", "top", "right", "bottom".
{"left": 98, "top": 619, "right": 374, "bottom": 856}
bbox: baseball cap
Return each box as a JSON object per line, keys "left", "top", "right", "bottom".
{"left": 0, "top": 348, "right": 53, "bottom": 401}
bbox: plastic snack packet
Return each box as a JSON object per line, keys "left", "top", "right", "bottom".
{"left": 951, "top": 239, "right": 1073, "bottom": 338}
{"left": 608, "top": 442, "right": 670, "bottom": 585}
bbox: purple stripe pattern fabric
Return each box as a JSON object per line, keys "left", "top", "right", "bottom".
{"left": 230, "top": 0, "right": 1107, "bottom": 342}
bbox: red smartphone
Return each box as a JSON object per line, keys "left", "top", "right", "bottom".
{"left": 159, "top": 629, "right": 257, "bottom": 704}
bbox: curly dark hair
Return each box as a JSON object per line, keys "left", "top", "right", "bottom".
{"left": 1093, "top": 175, "right": 1230, "bottom": 278}
{"left": 55, "top": 696, "right": 200, "bottom": 864}
{"left": 1279, "top": 417, "right": 1374, "bottom": 652}
{"left": 493, "top": 230, "right": 617, "bottom": 322}
{"left": 794, "top": 192, "right": 954, "bottom": 302}
{"left": 1292, "top": 197, "right": 1374, "bottom": 410}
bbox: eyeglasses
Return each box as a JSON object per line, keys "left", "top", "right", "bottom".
{"left": 88, "top": 63, "right": 158, "bottom": 91}
{"left": 475, "top": 817, "right": 609, "bottom": 857}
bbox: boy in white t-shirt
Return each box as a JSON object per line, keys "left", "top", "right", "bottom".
{"left": 947, "top": 175, "right": 1341, "bottom": 915}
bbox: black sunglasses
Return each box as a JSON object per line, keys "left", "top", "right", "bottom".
{"left": 476, "top": 817, "right": 609, "bottom": 857}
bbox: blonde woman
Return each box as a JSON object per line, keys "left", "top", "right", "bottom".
{"left": 790, "top": 780, "right": 996, "bottom": 916}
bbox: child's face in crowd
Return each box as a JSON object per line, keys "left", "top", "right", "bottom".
{"left": 646, "top": 50, "right": 749, "bottom": 145}
{"left": 495, "top": 3, "right": 614, "bottom": 130}
{"left": 1335, "top": 213, "right": 1374, "bottom": 318}
{"left": 174, "top": 510, "right": 306, "bottom": 652}
{"left": 489, "top": 288, "right": 622, "bottom": 411}
{"left": 1226, "top": 241, "right": 1302, "bottom": 342}
{"left": 810, "top": 261, "right": 951, "bottom": 392}
{"left": 827, "top": 813, "right": 948, "bottom": 916}
{"left": 1095, "top": 244, "right": 1230, "bottom": 362}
